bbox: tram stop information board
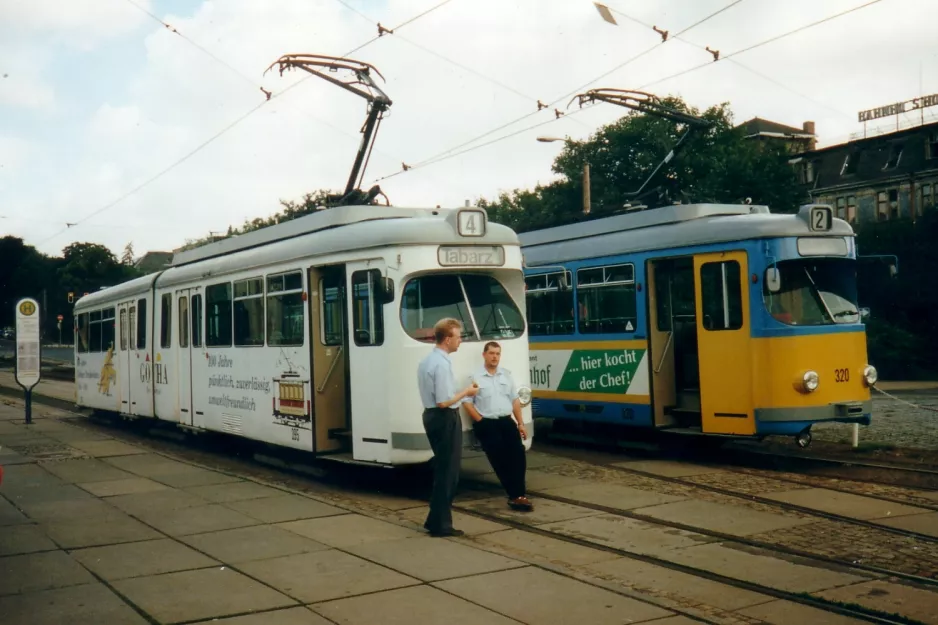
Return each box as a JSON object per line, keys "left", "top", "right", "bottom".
{"left": 14, "top": 297, "right": 41, "bottom": 424}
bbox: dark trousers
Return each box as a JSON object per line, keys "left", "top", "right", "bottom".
{"left": 473, "top": 416, "right": 526, "bottom": 499}
{"left": 422, "top": 407, "right": 462, "bottom": 532}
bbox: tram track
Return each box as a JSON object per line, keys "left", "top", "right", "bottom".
{"left": 8, "top": 394, "right": 936, "bottom": 624}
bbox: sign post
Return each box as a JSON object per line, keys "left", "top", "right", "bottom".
{"left": 14, "top": 298, "right": 42, "bottom": 424}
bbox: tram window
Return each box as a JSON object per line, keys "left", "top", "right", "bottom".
{"left": 525, "top": 271, "right": 573, "bottom": 336}
{"left": 763, "top": 259, "right": 859, "bottom": 326}
{"left": 576, "top": 264, "right": 637, "bottom": 334}
{"left": 136, "top": 299, "right": 147, "bottom": 349}
{"left": 234, "top": 277, "right": 264, "bottom": 347}
{"left": 653, "top": 259, "right": 695, "bottom": 332}
{"left": 206, "top": 283, "right": 233, "bottom": 347}
{"left": 191, "top": 294, "right": 203, "bottom": 348}
{"left": 102, "top": 307, "right": 116, "bottom": 352}
{"left": 320, "top": 280, "right": 345, "bottom": 346}
{"left": 160, "top": 294, "right": 172, "bottom": 349}
{"left": 128, "top": 307, "right": 136, "bottom": 350}
{"left": 699, "top": 261, "right": 743, "bottom": 331}
{"left": 400, "top": 274, "right": 524, "bottom": 342}
{"left": 76, "top": 313, "right": 90, "bottom": 353}
{"left": 88, "top": 310, "right": 101, "bottom": 352}
{"left": 352, "top": 269, "right": 385, "bottom": 346}
{"left": 178, "top": 296, "right": 189, "bottom": 348}
{"left": 267, "top": 271, "right": 304, "bottom": 347}
{"left": 119, "top": 308, "right": 128, "bottom": 351}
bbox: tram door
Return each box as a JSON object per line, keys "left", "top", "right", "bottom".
{"left": 117, "top": 302, "right": 133, "bottom": 414}
{"left": 309, "top": 266, "right": 350, "bottom": 453}
{"left": 176, "top": 289, "right": 194, "bottom": 425}
{"left": 692, "top": 251, "right": 755, "bottom": 435}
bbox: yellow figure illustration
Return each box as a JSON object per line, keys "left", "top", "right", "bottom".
{"left": 98, "top": 346, "right": 117, "bottom": 395}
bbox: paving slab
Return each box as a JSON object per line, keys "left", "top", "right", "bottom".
{"left": 77, "top": 477, "right": 169, "bottom": 497}
{"left": 474, "top": 528, "right": 621, "bottom": 566}
{"left": 632, "top": 499, "right": 815, "bottom": 536}
{"left": 43, "top": 513, "right": 163, "bottom": 549}
{"left": 541, "top": 482, "right": 687, "bottom": 510}
{"left": 398, "top": 505, "right": 509, "bottom": 535}
{"left": 737, "top": 599, "right": 871, "bottom": 624}
{"left": 643, "top": 618, "right": 711, "bottom": 625}
{"left": 39, "top": 458, "right": 135, "bottom": 483}
{"left": 134, "top": 503, "right": 260, "bottom": 536}
{"left": 347, "top": 535, "right": 525, "bottom": 581}
{"left": 209, "top": 607, "right": 334, "bottom": 625}
{"left": 0, "top": 463, "right": 68, "bottom": 489}
{"left": 435, "top": 566, "right": 674, "bottom": 624}
{"left": 0, "top": 582, "right": 151, "bottom": 625}
{"left": 921, "top": 491, "right": 938, "bottom": 502}
{"left": 817, "top": 580, "right": 938, "bottom": 625}
{"left": 238, "top": 549, "right": 420, "bottom": 603}
{"left": 522, "top": 469, "right": 593, "bottom": 491}
{"left": 149, "top": 467, "right": 245, "bottom": 488}
{"left": 65, "top": 439, "right": 148, "bottom": 457}
{"left": 0, "top": 550, "right": 96, "bottom": 596}
{"left": 277, "top": 513, "right": 421, "bottom": 548}
{"left": 104, "top": 453, "right": 200, "bottom": 476}
{"left": 71, "top": 538, "right": 219, "bottom": 580}
{"left": 336, "top": 489, "right": 427, "bottom": 511}
{"left": 181, "top": 525, "right": 329, "bottom": 563}
{"left": 184, "top": 480, "right": 283, "bottom": 503}
{"left": 611, "top": 459, "right": 726, "bottom": 477}
{"left": 664, "top": 543, "right": 871, "bottom": 593}
{"left": 113, "top": 566, "right": 297, "bottom": 624}
{"left": 860, "top": 511, "right": 938, "bottom": 537}
{"left": 16, "top": 496, "right": 124, "bottom": 522}
{"left": 0, "top": 524, "right": 57, "bottom": 556}
{"left": 539, "top": 513, "right": 716, "bottom": 555}
{"left": 587, "top": 557, "right": 771, "bottom": 610}
{"left": 312, "top": 584, "right": 520, "bottom": 625}
{"left": 4, "top": 483, "right": 95, "bottom": 508}
{"left": 0, "top": 448, "right": 31, "bottom": 465}
{"left": 460, "top": 495, "right": 602, "bottom": 525}
{"left": 224, "top": 494, "right": 347, "bottom": 523}
{"left": 761, "top": 488, "right": 931, "bottom": 520}
{"left": 0, "top": 497, "right": 30, "bottom": 526}
{"left": 106, "top": 488, "right": 209, "bottom": 515}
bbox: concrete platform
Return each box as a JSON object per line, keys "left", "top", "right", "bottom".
{"left": 611, "top": 459, "right": 726, "bottom": 477}
{"left": 539, "top": 513, "right": 716, "bottom": 555}
{"left": 817, "top": 580, "right": 938, "bottom": 625}
{"left": 631, "top": 499, "right": 815, "bottom": 536}
{"left": 873, "top": 511, "right": 938, "bottom": 537}
{"left": 761, "top": 487, "right": 932, "bottom": 520}
{"left": 540, "top": 482, "right": 687, "bottom": 510}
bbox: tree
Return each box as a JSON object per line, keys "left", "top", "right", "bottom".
{"left": 58, "top": 242, "right": 140, "bottom": 299}
{"left": 480, "top": 96, "right": 804, "bottom": 233}
{"left": 121, "top": 242, "right": 135, "bottom": 265}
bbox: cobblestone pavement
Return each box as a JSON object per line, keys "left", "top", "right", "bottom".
{"left": 536, "top": 459, "right": 938, "bottom": 579}
{"left": 811, "top": 392, "right": 938, "bottom": 450}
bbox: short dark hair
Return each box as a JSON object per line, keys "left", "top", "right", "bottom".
{"left": 483, "top": 341, "right": 500, "bottom": 353}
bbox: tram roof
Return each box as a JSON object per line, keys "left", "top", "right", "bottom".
{"left": 75, "top": 204, "right": 518, "bottom": 310}
{"left": 519, "top": 203, "right": 855, "bottom": 266}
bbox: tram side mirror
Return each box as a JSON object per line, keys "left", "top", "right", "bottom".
{"left": 860, "top": 307, "right": 870, "bottom": 320}
{"left": 888, "top": 262, "right": 898, "bottom": 278}
{"left": 765, "top": 267, "right": 781, "bottom": 293}
{"left": 375, "top": 276, "right": 395, "bottom": 304}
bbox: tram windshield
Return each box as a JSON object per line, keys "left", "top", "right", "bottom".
{"left": 763, "top": 258, "right": 859, "bottom": 325}
{"left": 401, "top": 273, "right": 525, "bottom": 342}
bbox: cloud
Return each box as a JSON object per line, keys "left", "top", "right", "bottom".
{"left": 0, "top": 0, "right": 151, "bottom": 48}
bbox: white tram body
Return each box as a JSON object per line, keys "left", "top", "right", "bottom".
{"left": 73, "top": 205, "right": 532, "bottom": 466}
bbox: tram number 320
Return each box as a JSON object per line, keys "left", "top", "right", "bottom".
{"left": 834, "top": 368, "right": 850, "bottom": 383}
{"left": 291, "top": 427, "right": 300, "bottom": 441}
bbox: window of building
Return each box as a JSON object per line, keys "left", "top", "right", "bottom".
{"left": 178, "top": 296, "right": 189, "bottom": 348}
{"left": 877, "top": 191, "right": 889, "bottom": 221}
{"left": 267, "top": 271, "right": 304, "bottom": 347}
{"left": 699, "top": 261, "right": 743, "bottom": 331}
{"left": 160, "top": 293, "right": 172, "bottom": 349}
{"left": 836, "top": 197, "right": 846, "bottom": 219}
{"left": 191, "top": 294, "right": 203, "bottom": 347}
{"left": 206, "top": 282, "right": 232, "bottom": 347}
{"left": 525, "top": 270, "right": 574, "bottom": 336}
{"left": 234, "top": 277, "right": 264, "bottom": 346}
{"left": 928, "top": 133, "right": 938, "bottom": 160}
{"left": 918, "top": 183, "right": 934, "bottom": 215}
{"left": 883, "top": 144, "right": 903, "bottom": 170}
{"left": 101, "top": 307, "right": 116, "bottom": 352}
{"left": 352, "top": 269, "right": 385, "bottom": 346}
{"left": 888, "top": 189, "right": 899, "bottom": 219}
{"left": 576, "top": 264, "right": 637, "bottom": 334}
{"left": 136, "top": 299, "right": 147, "bottom": 349}
{"left": 846, "top": 196, "right": 857, "bottom": 223}
{"left": 840, "top": 150, "right": 860, "bottom": 176}
{"left": 76, "top": 313, "right": 89, "bottom": 353}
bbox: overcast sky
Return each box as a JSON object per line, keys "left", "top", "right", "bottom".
{"left": 1, "top": 0, "right": 936, "bottom": 259}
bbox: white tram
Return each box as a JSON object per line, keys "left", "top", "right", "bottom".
{"left": 73, "top": 205, "right": 532, "bottom": 466}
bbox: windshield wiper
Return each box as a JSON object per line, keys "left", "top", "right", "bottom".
{"left": 833, "top": 310, "right": 859, "bottom": 318}
{"left": 803, "top": 267, "right": 836, "bottom": 323}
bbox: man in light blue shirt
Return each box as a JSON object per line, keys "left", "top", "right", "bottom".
{"left": 416, "top": 317, "right": 479, "bottom": 537}
{"left": 464, "top": 341, "right": 533, "bottom": 511}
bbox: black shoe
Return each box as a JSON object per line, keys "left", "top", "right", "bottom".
{"left": 428, "top": 528, "right": 465, "bottom": 537}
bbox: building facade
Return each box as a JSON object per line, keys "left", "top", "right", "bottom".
{"left": 790, "top": 120, "right": 938, "bottom": 225}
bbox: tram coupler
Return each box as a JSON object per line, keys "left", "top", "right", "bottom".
{"left": 795, "top": 427, "right": 813, "bottom": 449}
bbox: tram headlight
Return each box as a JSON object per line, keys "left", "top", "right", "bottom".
{"left": 518, "top": 385, "right": 532, "bottom": 407}
{"left": 801, "top": 370, "right": 819, "bottom": 393}
{"left": 863, "top": 365, "right": 878, "bottom": 387}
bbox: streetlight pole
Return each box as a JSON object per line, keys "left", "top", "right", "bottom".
{"left": 537, "top": 136, "right": 591, "bottom": 215}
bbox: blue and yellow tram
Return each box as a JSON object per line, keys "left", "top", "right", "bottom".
{"left": 520, "top": 202, "right": 876, "bottom": 447}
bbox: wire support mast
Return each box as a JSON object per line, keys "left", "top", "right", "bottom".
{"left": 266, "top": 53, "right": 393, "bottom": 206}
{"left": 570, "top": 88, "right": 712, "bottom": 206}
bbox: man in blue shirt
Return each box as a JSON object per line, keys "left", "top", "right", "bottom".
{"left": 416, "top": 317, "right": 479, "bottom": 537}
{"left": 464, "top": 341, "right": 533, "bottom": 511}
